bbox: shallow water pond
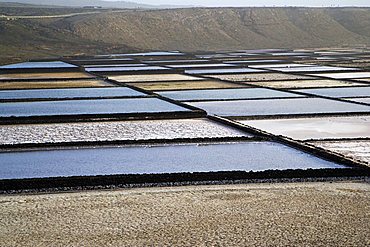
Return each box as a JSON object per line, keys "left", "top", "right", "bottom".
{"left": 158, "top": 88, "right": 302, "bottom": 101}
{"left": 0, "top": 61, "right": 76, "bottom": 69}
{"left": 0, "top": 87, "right": 146, "bottom": 100}
{"left": 0, "top": 141, "right": 345, "bottom": 179}
{"left": 241, "top": 116, "right": 370, "bottom": 140}
{"left": 0, "top": 98, "right": 190, "bottom": 117}
{"left": 294, "top": 87, "right": 370, "bottom": 98}
{"left": 187, "top": 98, "right": 370, "bottom": 116}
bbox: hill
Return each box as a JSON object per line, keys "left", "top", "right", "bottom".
{"left": 1, "top": 7, "right": 370, "bottom": 64}
{"left": 0, "top": 0, "right": 191, "bottom": 9}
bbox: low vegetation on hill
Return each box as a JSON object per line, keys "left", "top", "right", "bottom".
{"left": 1, "top": 6, "right": 370, "bottom": 64}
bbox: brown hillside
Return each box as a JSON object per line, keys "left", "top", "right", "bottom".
{"left": 1, "top": 7, "right": 370, "bottom": 63}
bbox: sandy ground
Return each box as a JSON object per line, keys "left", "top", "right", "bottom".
{"left": 0, "top": 72, "right": 93, "bottom": 80}
{"left": 127, "top": 80, "right": 244, "bottom": 91}
{"left": 1, "top": 181, "right": 369, "bottom": 246}
{"left": 0, "top": 79, "right": 113, "bottom": 89}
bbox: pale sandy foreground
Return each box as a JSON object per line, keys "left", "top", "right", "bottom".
{"left": 1, "top": 182, "right": 369, "bottom": 246}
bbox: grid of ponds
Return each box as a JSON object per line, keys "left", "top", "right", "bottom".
{"left": 1, "top": 47, "right": 370, "bottom": 187}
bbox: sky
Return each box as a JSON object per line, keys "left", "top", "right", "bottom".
{"left": 108, "top": 0, "right": 370, "bottom": 7}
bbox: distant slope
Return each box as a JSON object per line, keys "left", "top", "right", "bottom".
{"left": 1, "top": 7, "right": 370, "bottom": 64}
{"left": 59, "top": 7, "right": 370, "bottom": 51}
{"left": 0, "top": 0, "right": 191, "bottom": 9}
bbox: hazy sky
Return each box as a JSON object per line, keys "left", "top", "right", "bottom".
{"left": 109, "top": 0, "right": 370, "bottom": 7}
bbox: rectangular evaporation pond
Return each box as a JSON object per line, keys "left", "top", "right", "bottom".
{"left": 71, "top": 58, "right": 134, "bottom": 65}
{"left": 0, "top": 79, "right": 114, "bottom": 90}
{"left": 223, "top": 60, "right": 283, "bottom": 64}
{"left": 185, "top": 68, "right": 265, "bottom": 75}
{"left": 271, "top": 52, "right": 312, "bottom": 56}
{"left": 294, "top": 87, "right": 370, "bottom": 98}
{"left": 143, "top": 59, "right": 209, "bottom": 64}
{"left": 108, "top": 51, "right": 184, "bottom": 57}
{"left": 0, "top": 72, "right": 93, "bottom": 80}
{"left": 157, "top": 88, "right": 302, "bottom": 101}
{"left": 127, "top": 80, "right": 245, "bottom": 91}
{"left": 167, "top": 64, "right": 236, "bottom": 69}
{"left": 267, "top": 66, "right": 357, "bottom": 73}
{"left": 0, "top": 118, "right": 250, "bottom": 145}
{"left": 308, "top": 140, "right": 370, "bottom": 166}
{"left": 245, "top": 80, "right": 364, "bottom": 89}
{"left": 108, "top": 74, "right": 204, "bottom": 83}
{"left": 0, "top": 141, "right": 345, "bottom": 179}
{"left": 83, "top": 64, "right": 148, "bottom": 68}
{"left": 186, "top": 98, "right": 370, "bottom": 117}
{"left": 0, "top": 87, "right": 146, "bottom": 100}
{"left": 0, "top": 98, "right": 190, "bottom": 118}
{"left": 240, "top": 116, "right": 370, "bottom": 140}
{"left": 0, "top": 61, "right": 77, "bottom": 70}
{"left": 308, "top": 72, "right": 370, "bottom": 79}
{"left": 249, "top": 63, "right": 312, "bottom": 69}
{"left": 345, "top": 98, "right": 370, "bottom": 104}
{"left": 352, "top": 78, "right": 370, "bottom": 83}
{"left": 206, "top": 73, "right": 315, "bottom": 82}
{"left": 85, "top": 66, "right": 169, "bottom": 72}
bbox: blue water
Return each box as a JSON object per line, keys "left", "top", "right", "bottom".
{"left": 0, "top": 142, "right": 346, "bottom": 179}
{"left": 185, "top": 68, "right": 264, "bottom": 74}
{"left": 0, "top": 87, "right": 146, "bottom": 100}
{"left": 84, "top": 64, "right": 147, "bottom": 68}
{"left": 86, "top": 66, "right": 169, "bottom": 72}
{"left": 294, "top": 87, "right": 370, "bottom": 98}
{"left": 0, "top": 98, "right": 190, "bottom": 117}
{"left": 188, "top": 98, "right": 370, "bottom": 116}
{"left": 0, "top": 61, "right": 77, "bottom": 69}
{"left": 223, "top": 60, "right": 283, "bottom": 64}
{"left": 270, "top": 66, "right": 357, "bottom": 73}
{"left": 158, "top": 88, "right": 302, "bottom": 101}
